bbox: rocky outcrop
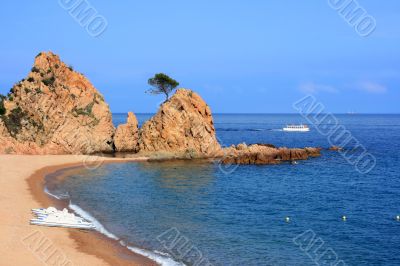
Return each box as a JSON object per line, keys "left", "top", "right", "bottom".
{"left": 138, "top": 89, "right": 221, "bottom": 158}
{"left": 0, "top": 51, "right": 114, "bottom": 154}
{"left": 114, "top": 112, "right": 139, "bottom": 152}
{"left": 329, "top": 146, "right": 343, "bottom": 151}
{"left": 221, "top": 144, "right": 321, "bottom": 165}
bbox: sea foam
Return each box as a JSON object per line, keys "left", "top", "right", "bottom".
{"left": 68, "top": 203, "right": 119, "bottom": 240}
{"left": 68, "top": 203, "right": 185, "bottom": 266}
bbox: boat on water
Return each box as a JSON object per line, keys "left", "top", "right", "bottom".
{"left": 283, "top": 124, "right": 310, "bottom": 132}
{"left": 30, "top": 207, "right": 95, "bottom": 230}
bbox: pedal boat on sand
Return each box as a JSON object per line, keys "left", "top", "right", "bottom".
{"left": 30, "top": 207, "right": 95, "bottom": 230}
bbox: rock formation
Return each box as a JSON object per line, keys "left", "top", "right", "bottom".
{"left": 139, "top": 89, "right": 221, "bottom": 158}
{"left": 114, "top": 112, "right": 139, "bottom": 152}
{"left": 329, "top": 146, "right": 343, "bottom": 151}
{"left": 0, "top": 51, "right": 114, "bottom": 154}
{"left": 221, "top": 144, "right": 321, "bottom": 165}
{"left": 0, "top": 51, "right": 324, "bottom": 164}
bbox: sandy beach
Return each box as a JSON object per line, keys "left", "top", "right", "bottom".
{"left": 0, "top": 155, "right": 158, "bottom": 266}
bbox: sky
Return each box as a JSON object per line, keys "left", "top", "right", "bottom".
{"left": 0, "top": 1, "right": 399, "bottom": 113}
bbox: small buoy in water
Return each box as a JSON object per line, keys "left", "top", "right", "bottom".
{"left": 291, "top": 161, "right": 298, "bottom": 165}
{"left": 396, "top": 215, "right": 400, "bottom": 221}
{"left": 285, "top": 217, "right": 290, "bottom": 223}
{"left": 342, "top": 216, "right": 347, "bottom": 221}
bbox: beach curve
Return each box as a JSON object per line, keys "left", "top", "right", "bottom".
{"left": 0, "top": 154, "right": 159, "bottom": 266}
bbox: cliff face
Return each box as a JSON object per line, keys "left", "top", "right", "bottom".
{"left": 0, "top": 52, "right": 114, "bottom": 154}
{"left": 139, "top": 89, "right": 221, "bottom": 157}
{"left": 114, "top": 112, "right": 139, "bottom": 152}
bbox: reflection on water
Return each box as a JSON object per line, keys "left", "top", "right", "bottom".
{"left": 136, "top": 160, "right": 217, "bottom": 191}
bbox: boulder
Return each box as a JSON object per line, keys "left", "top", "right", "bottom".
{"left": 114, "top": 112, "right": 139, "bottom": 152}
{"left": 139, "top": 89, "right": 221, "bottom": 157}
{"left": 0, "top": 51, "right": 115, "bottom": 154}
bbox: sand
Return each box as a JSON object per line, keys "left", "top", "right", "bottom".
{"left": 0, "top": 155, "right": 158, "bottom": 266}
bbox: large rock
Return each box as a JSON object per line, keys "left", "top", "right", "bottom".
{"left": 114, "top": 112, "right": 139, "bottom": 152}
{"left": 0, "top": 51, "right": 115, "bottom": 154}
{"left": 221, "top": 144, "right": 321, "bottom": 165}
{"left": 139, "top": 89, "right": 221, "bottom": 158}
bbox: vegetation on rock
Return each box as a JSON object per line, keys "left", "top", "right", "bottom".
{"left": 42, "top": 76, "right": 55, "bottom": 86}
{"left": 31, "top": 66, "right": 40, "bottom": 73}
{"left": 147, "top": 73, "right": 179, "bottom": 101}
{"left": 0, "top": 94, "right": 6, "bottom": 115}
{"left": 1, "top": 107, "right": 26, "bottom": 137}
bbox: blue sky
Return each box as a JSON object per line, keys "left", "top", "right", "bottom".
{"left": 0, "top": 1, "right": 399, "bottom": 113}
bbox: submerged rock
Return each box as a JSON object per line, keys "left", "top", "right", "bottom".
{"left": 139, "top": 89, "right": 221, "bottom": 158}
{"left": 329, "top": 146, "right": 343, "bottom": 151}
{"left": 114, "top": 112, "right": 139, "bottom": 152}
{"left": 0, "top": 51, "right": 115, "bottom": 154}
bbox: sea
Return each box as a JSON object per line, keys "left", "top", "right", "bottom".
{"left": 45, "top": 114, "right": 400, "bottom": 266}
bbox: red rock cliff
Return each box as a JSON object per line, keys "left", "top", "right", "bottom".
{"left": 138, "top": 89, "right": 221, "bottom": 157}
{"left": 0, "top": 52, "right": 115, "bottom": 154}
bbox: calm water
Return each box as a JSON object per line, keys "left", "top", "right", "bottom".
{"left": 48, "top": 114, "right": 400, "bottom": 265}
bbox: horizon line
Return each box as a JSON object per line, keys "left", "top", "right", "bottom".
{"left": 112, "top": 112, "right": 400, "bottom": 115}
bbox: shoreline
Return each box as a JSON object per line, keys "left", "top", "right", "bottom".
{"left": 0, "top": 155, "right": 158, "bottom": 266}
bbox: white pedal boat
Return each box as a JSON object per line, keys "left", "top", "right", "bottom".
{"left": 32, "top": 207, "right": 58, "bottom": 215}
{"left": 30, "top": 207, "right": 95, "bottom": 230}
{"left": 30, "top": 218, "right": 95, "bottom": 229}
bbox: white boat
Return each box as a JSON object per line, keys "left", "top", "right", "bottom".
{"left": 30, "top": 217, "right": 95, "bottom": 229}
{"left": 32, "top": 206, "right": 58, "bottom": 215}
{"left": 283, "top": 124, "right": 310, "bottom": 132}
{"left": 30, "top": 207, "right": 95, "bottom": 230}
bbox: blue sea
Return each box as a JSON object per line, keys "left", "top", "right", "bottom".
{"left": 46, "top": 114, "right": 400, "bottom": 266}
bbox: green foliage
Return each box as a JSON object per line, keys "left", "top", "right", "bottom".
{"left": 27, "top": 77, "right": 35, "bottom": 82}
{"left": 73, "top": 102, "right": 94, "bottom": 116}
{"left": 72, "top": 101, "right": 99, "bottom": 127}
{"left": 1, "top": 106, "right": 26, "bottom": 137}
{"left": 31, "top": 66, "right": 40, "bottom": 73}
{"left": 95, "top": 93, "right": 104, "bottom": 102}
{"left": 0, "top": 94, "right": 6, "bottom": 115}
{"left": 35, "top": 88, "right": 42, "bottom": 94}
{"left": 35, "top": 52, "right": 42, "bottom": 58}
{"left": 24, "top": 88, "right": 31, "bottom": 94}
{"left": 42, "top": 76, "right": 55, "bottom": 87}
{"left": 55, "top": 64, "right": 59, "bottom": 69}
{"left": 68, "top": 65, "right": 74, "bottom": 71}
{"left": 147, "top": 73, "right": 179, "bottom": 101}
